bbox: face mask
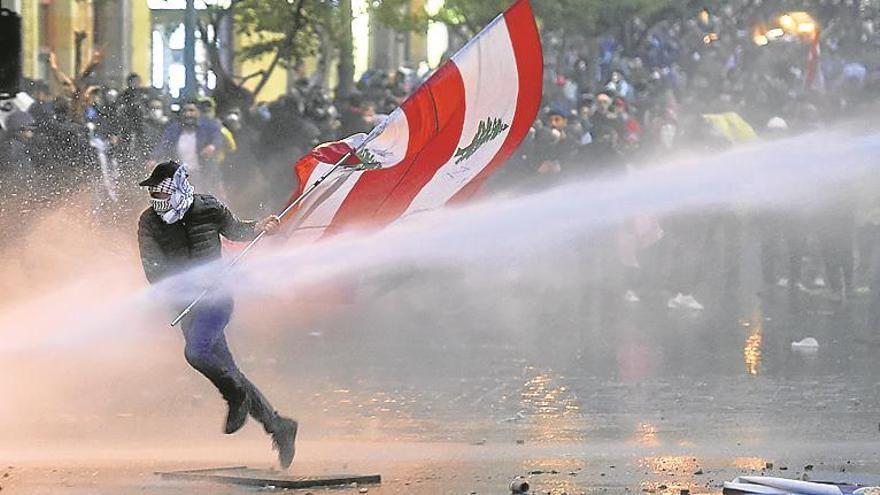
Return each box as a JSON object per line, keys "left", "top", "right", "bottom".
{"left": 147, "top": 169, "right": 194, "bottom": 224}
{"left": 149, "top": 178, "right": 175, "bottom": 215}
{"left": 150, "top": 108, "right": 164, "bottom": 120}
{"left": 150, "top": 197, "right": 172, "bottom": 214}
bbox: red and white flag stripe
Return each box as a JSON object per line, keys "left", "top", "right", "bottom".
{"left": 284, "top": 0, "right": 542, "bottom": 243}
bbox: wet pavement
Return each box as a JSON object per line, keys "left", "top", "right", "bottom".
{"left": 4, "top": 218, "right": 880, "bottom": 494}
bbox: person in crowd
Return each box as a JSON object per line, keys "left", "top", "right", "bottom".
{"left": 149, "top": 100, "right": 225, "bottom": 196}
{"left": 1, "top": 111, "right": 38, "bottom": 181}
{"left": 47, "top": 48, "right": 105, "bottom": 119}
{"left": 34, "top": 96, "right": 96, "bottom": 198}
{"left": 339, "top": 93, "right": 376, "bottom": 136}
{"left": 3, "top": 0, "right": 880, "bottom": 327}
{"left": 532, "top": 108, "right": 582, "bottom": 182}
{"left": 28, "top": 81, "right": 54, "bottom": 123}
{"left": 198, "top": 96, "right": 237, "bottom": 171}
{"left": 119, "top": 73, "right": 151, "bottom": 160}
{"left": 141, "top": 97, "right": 169, "bottom": 162}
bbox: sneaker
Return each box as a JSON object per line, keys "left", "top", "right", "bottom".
{"left": 624, "top": 290, "right": 641, "bottom": 303}
{"left": 224, "top": 393, "right": 250, "bottom": 434}
{"left": 813, "top": 276, "right": 826, "bottom": 288}
{"left": 272, "top": 417, "right": 298, "bottom": 469}
{"left": 776, "top": 277, "right": 790, "bottom": 288}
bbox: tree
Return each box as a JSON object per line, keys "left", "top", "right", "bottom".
{"left": 371, "top": 0, "right": 681, "bottom": 52}
{"left": 198, "top": 0, "right": 338, "bottom": 106}
{"left": 336, "top": 0, "right": 355, "bottom": 99}
{"left": 370, "top": 0, "right": 510, "bottom": 39}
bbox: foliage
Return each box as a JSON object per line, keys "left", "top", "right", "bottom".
{"left": 232, "top": 0, "right": 337, "bottom": 68}
{"left": 194, "top": 0, "right": 687, "bottom": 102}
{"left": 200, "top": 0, "right": 341, "bottom": 99}
{"left": 371, "top": 0, "right": 682, "bottom": 42}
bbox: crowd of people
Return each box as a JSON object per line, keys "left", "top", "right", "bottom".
{"left": 0, "top": 64, "right": 426, "bottom": 221}
{"left": 2, "top": 0, "right": 880, "bottom": 324}
{"left": 495, "top": 0, "right": 880, "bottom": 318}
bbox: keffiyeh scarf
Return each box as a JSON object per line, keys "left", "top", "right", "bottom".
{"left": 148, "top": 165, "right": 194, "bottom": 224}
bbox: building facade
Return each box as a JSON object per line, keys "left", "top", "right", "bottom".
{"left": 14, "top": 0, "right": 150, "bottom": 89}
{"left": 16, "top": 0, "right": 446, "bottom": 101}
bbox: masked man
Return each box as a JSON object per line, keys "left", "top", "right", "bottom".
{"left": 136, "top": 161, "right": 297, "bottom": 468}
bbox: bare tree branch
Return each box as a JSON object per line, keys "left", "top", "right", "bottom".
{"left": 199, "top": 18, "right": 236, "bottom": 87}
{"left": 238, "top": 70, "right": 266, "bottom": 83}
{"left": 252, "top": 48, "right": 283, "bottom": 98}
{"left": 252, "top": 0, "right": 307, "bottom": 98}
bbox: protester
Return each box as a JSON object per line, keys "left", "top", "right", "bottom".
{"left": 136, "top": 160, "right": 298, "bottom": 468}
{"left": 140, "top": 97, "right": 169, "bottom": 162}
{"left": 118, "top": 73, "right": 151, "bottom": 162}
{"left": 149, "top": 101, "right": 225, "bottom": 196}
{"left": 4, "top": 0, "right": 880, "bottom": 321}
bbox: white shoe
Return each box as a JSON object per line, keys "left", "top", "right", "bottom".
{"left": 813, "top": 277, "right": 826, "bottom": 288}
{"left": 624, "top": 290, "right": 640, "bottom": 303}
{"left": 776, "top": 277, "right": 790, "bottom": 288}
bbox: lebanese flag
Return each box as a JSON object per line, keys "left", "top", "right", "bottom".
{"left": 283, "top": 0, "right": 542, "bottom": 243}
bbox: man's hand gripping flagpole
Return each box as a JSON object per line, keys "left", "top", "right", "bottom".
{"left": 169, "top": 124, "right": 387, "bottom": 327}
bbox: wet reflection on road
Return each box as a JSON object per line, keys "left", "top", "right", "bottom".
{"left": 639, "top": 455, "right": 702, "bottom": 494}
{"left": 519, "top": 368, "right": 582, "bottom": 442}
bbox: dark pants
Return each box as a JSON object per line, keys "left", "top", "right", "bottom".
{"left": 181, "top": 296, "right": 280, "bottom": 433}
{"left": 818, "top": 210, "right": 855, "bottom": 294}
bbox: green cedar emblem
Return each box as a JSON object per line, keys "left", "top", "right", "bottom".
{"left": 454, "top": 117, "right": 510, "bottom": 164}
{"left": 355, "top": 148, "right": 383, "bottom": 170}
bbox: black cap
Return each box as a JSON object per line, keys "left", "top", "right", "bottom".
{"left": 139, "top": 161, "right": 181, "bottom": 187}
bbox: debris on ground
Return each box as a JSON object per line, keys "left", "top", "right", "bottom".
{"left": 791, "top": 338, "right": 820, "bottom": 353}
{"left": 509, "top": 477, "right": 529, "bottom": 493}
{"left": 723, "top": 475, "right": 880, "bottom": 495}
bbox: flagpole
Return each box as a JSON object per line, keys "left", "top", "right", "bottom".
{"left": 170, "top": 153, "right": 352, "bottom": 327}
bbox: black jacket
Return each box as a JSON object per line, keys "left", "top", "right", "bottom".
{"left": 137, "top": 194, "right": 256, "bottom": 284}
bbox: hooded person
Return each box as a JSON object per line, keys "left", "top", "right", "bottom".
{"left": 136, "top": 161, "right": 298, "bottom": 468}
